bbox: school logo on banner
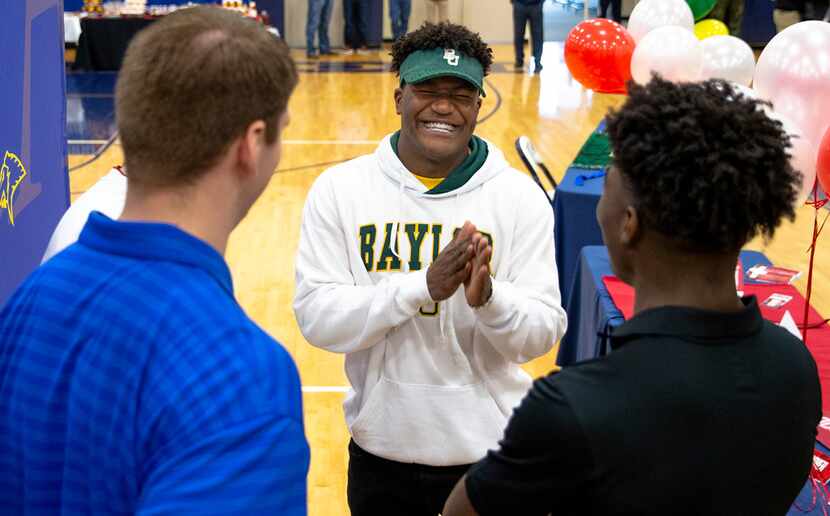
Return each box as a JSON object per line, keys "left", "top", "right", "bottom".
{"left": 0, "top": 151, "right": 28, "bottom": 226}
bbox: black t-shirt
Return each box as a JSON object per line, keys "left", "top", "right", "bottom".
{"left": 466, "top": 297, "right": 821, "bottom": 515}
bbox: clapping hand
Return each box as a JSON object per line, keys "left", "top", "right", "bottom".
{"left": 464, "top": 231, "right": 492, "bottom": 308}
{"left": 426, "top": 221, "right": 492, "bottom": 307}
{"left": 427, "top": 221, "right": 477, "bottom": 302}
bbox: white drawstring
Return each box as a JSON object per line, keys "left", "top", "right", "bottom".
{"left": 437, "top": 191, "right": 463, "bottom": 342}
{"left": 439, "top": 302, "right": 447, "bottom": 341}
{"left": 391, "top": 171, "right": 407, "bottom": 272}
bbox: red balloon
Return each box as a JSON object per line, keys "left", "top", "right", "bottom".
{"left": 818, "top": 126, "right": 830, "bottom": 196}
{"left": 564, "top": 18, "right": 635, "bottom": 94}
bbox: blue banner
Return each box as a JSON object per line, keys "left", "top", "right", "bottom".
{"left": 0, "top": 0, "right": 69, "bottom": 305}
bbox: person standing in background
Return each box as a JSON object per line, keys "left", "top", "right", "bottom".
{"left": 806, "top": 0, "right": 828, "bottom": 20}
{"left": 306, "top": 0, "right": 334, "bottom": 57}
{"left": 600, "top": 0, "right": 622, "bottom": 22}
{"left": 511, "top": 0, "right": 544, "bottom": 73}
{"left": 344, "top": 0, "right": 370, "bottom": 53}
{"left": 426, "top": 0, "right": 449, "bottom": 22}
{"left": 390, "top": 0, "right": 412, "bottom": 40}
{"left": 709, "top": 0, "right": 744, "bottom": 36}
{"left": 773, "top": 0, "right": 804, "bottom": 31}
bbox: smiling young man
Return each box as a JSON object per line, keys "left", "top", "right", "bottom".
{"left": 443, "top": 77, "right": 821, "bottom": 516}
{"left": 293, "top": 22, "right": 567, "bottom": 516}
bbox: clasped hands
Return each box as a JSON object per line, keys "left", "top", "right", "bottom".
{"left": 426, "top": 221, "right": 492, "bottom": 308}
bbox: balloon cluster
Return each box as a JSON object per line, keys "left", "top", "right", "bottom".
{"left": 564, "top": 3, "right": 830, "bottom": 204}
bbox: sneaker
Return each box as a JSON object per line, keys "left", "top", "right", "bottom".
{"left": 320, "top": 49, "right": 335, "bottom": 56}
{"left": 514, "top": 60, "right": 524, "bottom": 69}
{"left": 339, "top": 48, "right": 356, "bottom": 55}
{"left": 534, "top": 62, "right": 543, "bottom": 74}
{"left": 306, "top": 50, "right": 319, "bottom": 59}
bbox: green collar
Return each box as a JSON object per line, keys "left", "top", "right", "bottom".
{"left": 391, "top": 131, "right": 489, "bottom": 195}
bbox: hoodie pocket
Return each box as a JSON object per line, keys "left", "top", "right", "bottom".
{"left": 349, "top": 376, "right": 507, "bottom": 466}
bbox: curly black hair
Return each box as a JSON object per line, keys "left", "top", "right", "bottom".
{"left": 390, "top": 22, "right": 493, "bottom": 76}
{"left": 605, "top": 76, "right": 801, "bottom": 253}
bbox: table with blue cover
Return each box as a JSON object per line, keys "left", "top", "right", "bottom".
{"left": 555, "top": 245, "right": 829, "bottom": 514}
{"left": 552, "top": 158, "right": 606, "bottom": 309}
{"left": 556, "top": 245, "right": 772, "bottom": 366}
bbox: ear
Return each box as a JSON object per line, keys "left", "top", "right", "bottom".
{"left": 394, "top": 87, "right": 404, "bottom": 115}
{"left": 236, "top": 119, "right": 268, "bottom": 178}
{"left": 620, "top": 205, "right": 641, "bottom": 247}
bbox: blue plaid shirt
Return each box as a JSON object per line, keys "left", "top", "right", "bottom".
{"left": 0, "top": 212, "right": 308, "bottom": 514}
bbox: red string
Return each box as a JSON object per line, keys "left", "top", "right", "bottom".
{"left": 803, "top": 184, "right": 826, "bottom": 345}
{"left": 792, "top": 477, "right": 817, "bottom": 513}
{"left": 795, "top": 187, "right": 829, "bottom": 513}
{"left": 793, "top": 474, "right": 830, "bottom": 515}
{"left": 808, "top": 198, "right": 829, "bottom": 210}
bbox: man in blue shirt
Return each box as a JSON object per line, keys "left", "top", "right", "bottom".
{"left": 0, "top": 6, "right": 308, "bottom": 514}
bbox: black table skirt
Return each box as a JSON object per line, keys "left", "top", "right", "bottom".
{"left": 74, "top": 17, "right": 157, "bottom": 71}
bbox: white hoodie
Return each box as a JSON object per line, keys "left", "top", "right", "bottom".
{"left": 293, "top": 134, "right": 567, "bottom": 466}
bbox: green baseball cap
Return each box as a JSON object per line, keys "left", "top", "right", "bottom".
{"left": 399, "top": 48, "right": 486, "bottom": 97}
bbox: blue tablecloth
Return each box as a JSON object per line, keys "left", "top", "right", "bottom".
{"left": 552, "top": 165, "right": 606, "bottom": 310}
{"left": 556, "top": 246, "right": 772, "bottom": 366}
{"left": 555, "top": 245, "right": 829, "bottom": 514}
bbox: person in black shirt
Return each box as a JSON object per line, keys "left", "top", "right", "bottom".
{"left": 443, "top": 77, "right": 822, "bottom": 515}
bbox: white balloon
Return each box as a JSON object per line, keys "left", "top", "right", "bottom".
{"left": 700, "top": 35, "right": 756, "bottom": 86}
{"left": 717, "top": 85, "right": 816, "bottom": 206}
{"left": 754, "top": 21, "right": 830, "bottom": 151}
{"left": 627, "top": 0, "right": 695, "bottom": 43}
{"left": 772, "top": 113, "right": 819, "bottom": 206}
{"left": 630, "top": 26, "right": 704, "bottom": 85}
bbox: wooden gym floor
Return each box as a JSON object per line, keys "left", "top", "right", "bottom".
{"left": 66, "top": 43, "right": 829, "bottom": 515}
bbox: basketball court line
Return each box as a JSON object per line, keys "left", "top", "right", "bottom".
{"left": 283, "top": 139, "right": 380, "bottom": 145}
{"left": 68, "top": 139, "right": 110, "bottom": 145}
{"left": 68, "top": 139, "right": 381, "bottom": 147}
{"left": 302, "top": 386, "right": 350, "bottom": 393}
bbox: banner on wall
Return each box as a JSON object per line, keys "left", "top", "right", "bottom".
{"left": 0, "top": 0, "right": 69, "bottom": 305}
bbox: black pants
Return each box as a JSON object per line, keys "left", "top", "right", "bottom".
{"left": 347, "top": 439, "right": 472, "bottom": 516}
{"left": 513, "top": 2, "right": 544, "bottom": 66}
{"left": 600, "top": 0, "right": 622, "bottom": 22}
{"left": 343, "top": 0, "right": 368, "bottom": 49}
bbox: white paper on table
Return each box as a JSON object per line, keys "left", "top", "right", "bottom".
{"left": 779, "top": 310, "right": 803, "bottom": 340}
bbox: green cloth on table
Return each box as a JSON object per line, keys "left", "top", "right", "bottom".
{"left": 571, "top": 129, "right": 612, "bottom": 170}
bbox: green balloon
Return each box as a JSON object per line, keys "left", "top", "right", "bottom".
{"left": 686, "top": 0, "right": 717, "bottom": 20}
